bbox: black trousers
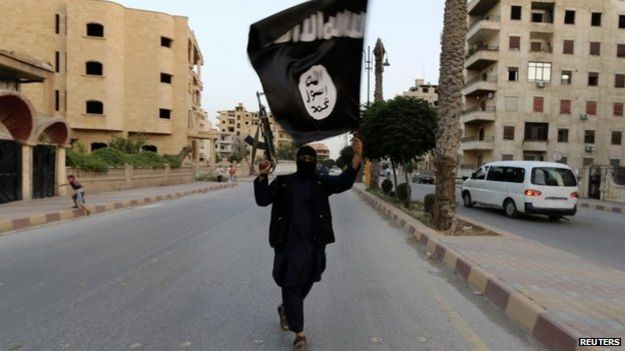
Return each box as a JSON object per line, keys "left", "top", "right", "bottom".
{"left": 281, "top": 281, "right": 314, "bottom": 333}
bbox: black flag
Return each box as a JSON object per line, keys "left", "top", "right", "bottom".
{"left": 248, "top": 0, "right": 368, "bottom": 145}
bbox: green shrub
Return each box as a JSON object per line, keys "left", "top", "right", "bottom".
{"left": 66, "top": 149, "right": 109, "bottom": 172}
{"left": 124, "top": 152, "right": 167, "bottom": 168}
{"left": 381, "top": 179, "right": 393, "bottom": 194}
{"left": 163, "top": 154, "right": 182, "bottom": 168}
{"left": 92, "top": 148, "right": 126, "bottom": 167}
{"left": 397, "top": 183, "right": 411, "bottom": 205}
{"left": 424, "top": 193, "right": 436, "bottom": 213}
{"left": 109, "top": 134, "right": 147, "bottom": 154}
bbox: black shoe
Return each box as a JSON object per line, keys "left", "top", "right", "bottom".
{"left": 277, "top": 305, "right": 289, "bottom": 331}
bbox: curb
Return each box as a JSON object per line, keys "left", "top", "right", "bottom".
{"left": 578, "top": 200, "right": 624, "bottom": 215}
{"left": 0, "top": 183, "right": 238, "bottom": 236}
{"left": 353, "top": 187, "right": 605, "bottom": 351}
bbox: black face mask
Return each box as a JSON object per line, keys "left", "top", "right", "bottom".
{"left": 296, "top": 146, "right": 317, "bottom": 179}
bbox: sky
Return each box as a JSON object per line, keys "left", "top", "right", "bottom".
{"left": 116, "top": 0, "right": 444, "bottom": 158}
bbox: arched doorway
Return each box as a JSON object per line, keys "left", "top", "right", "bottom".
{"left": 33, "top": 119, "right": 71, "bottom": 199}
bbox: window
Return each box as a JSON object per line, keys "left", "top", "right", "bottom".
{"left": 615, "top": 103, "right": 624, "bottom": 117}
{"left": 55, "top": 51, "right": 60, "bottom": 73}
{"left": 532, "top": 168, "right": 577, "bottom": 186}
{"left": 560, "top": 99, "right": 571, "bottom": 115}
{"left": 472, "top": 167, "right": 487, "bottom": 180}
{"left": 505, "top": 96, "right": 518, "bottom": 111}
{"left": 161, "top": 36, "right": 173, "bottom": 47}
{"left": 564, "top": 10, "right": 576, "bottom": 25}
{"left": 561, "top": 71, "right": 572, "bottom": 85}
{"left": 616, "top": 74, "right": 625, "bottom": 88}
{"left": 91, "top": 143, "right": 107, "bottom": 151}
{"left": 142, "top": 145, "right": 158, "bottom": 153}
{"left": 563, "top": 40, "right": 574, "bottom": 54}
{"left": 583, "top": 158, "right": 594, "bottom": 166}
{"left": 618, "top": 44, "right": 625, "bottom": 58}
{"left": 587, "top": 101, "right": 597, "bottom": 115}
{"left": 503, "top": 126, "right": 515, "bottom": 140}
{"left": 509, "top": 36, "right": 521, "bottom": 50}
{"left": 422, "top": 88, "right": 429, "bottom": 93}
{"left": 55, "top": 90, "right": 60, "bottom": 111}
{"left": 530, "top": 42, "right": 543, "bottom": 52}
{"left": 612, "top": 131, "right": 623, "bottom": 145}
{"left": 502, "top": 154, "right": 514, "bottom": 161}
{"left": 533, "top": 96, "right": 544, "bottom": 112}
{"left": 511, "top": 6, "right": 522, "bottom": 20}
{"left": 590, "top": 42, "right": 601, "bottom": 56}
{"left": 584, "top": 130, "right": 596, "bottom": 144}
{"left": 503, "top": 167, "right": 526, "bottom": 183}
{"left": 160, "top": 109, "right": 171, "bottom": 119}
{"left": 557, "top": 129, "right": 569, "bottom": 143}
{"left": 86, "top": 23, "right": 104, "bottom": 37}
{"left": 55, "top": 14, "right": 60, "bottom": 34}
{"left": 610, "top": 159, "right": 621, "bottom": 168}
{"left": 591, "top": 12, "right": 602, "bottom": 27}
{"left": 508, "top": 67, "right": 519, "bottom": 81}
{"left": 85, "top": 61, "right": 103, "bottom": 75}
{"left": 160, "top": 73, "right": 172, "bottom": 84}
{"left": 528, "top": 62, "right": 551, "bottom": 82}
{"left": 86, "top": 100, "right": 103, "bottom": 114}
{"left": 588, "top": 72, "right": 599, "bottom": 86}
{"left": 525, "top": 122, "right": 549, "bottom": 141}
{"left": 487, "top": 167, "right": 505, "bottom": 181}
{"left": 620, "top": 15, "right": 625, "bottom": 29}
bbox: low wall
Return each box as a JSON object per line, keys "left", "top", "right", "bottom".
{"left": 65, "top": 165, "right": 203, "bottom": 194}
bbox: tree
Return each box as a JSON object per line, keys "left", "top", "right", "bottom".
{"left": 335, "top": 145, "right": 354, "bottom": 170}
{"left": 230, "top": 138, "right": 248, "bottom": 163}
{"left": 360, "top": 96, "right": 438, "bottom": 200}
{"left": 109, "top": 133, "right": 147, "bottom": 154}
{"left": 277, "top": 141, "right": 298, "bottom": 160}
{"left": 432, "top": 0, "right": 467, "bottom": 231}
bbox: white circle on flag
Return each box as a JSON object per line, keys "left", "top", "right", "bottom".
{"left": 298, "top": 65, "right": 337, "bottom": 120}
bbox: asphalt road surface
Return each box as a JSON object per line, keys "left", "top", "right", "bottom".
{"left": 0, "top": 183, "right": 545, "bottom": 351}
{"left": 409, "top": 182, "right": 625, "bottom": 272}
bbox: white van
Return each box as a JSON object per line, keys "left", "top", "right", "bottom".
{"left": 461, "top": 161, "right": 578, "bottom": 220}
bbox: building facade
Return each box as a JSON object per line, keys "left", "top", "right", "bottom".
{"left": 461, "top": 0, "right": 625, "bottom": 176}
{"left": 403, "top": 79, "right": 439, "bottom": 107}
{"left": 216, "top": 103, "right": 293, "bottom": 160}
{"left": 309, "top": 143, "right": 330, "bottom": 161}
{"left": 0, "top": 0, "right": 216, "bottom": 163}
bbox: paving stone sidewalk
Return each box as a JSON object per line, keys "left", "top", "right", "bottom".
{"left": 355, "top": 186, "right": 625, "bottom": 351}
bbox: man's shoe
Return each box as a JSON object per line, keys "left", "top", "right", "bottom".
{"left": 277, "top": 305, "right": 289, "bottom": 331}
{"left": 293, "top": 336, "right": 307, "bottom": 351}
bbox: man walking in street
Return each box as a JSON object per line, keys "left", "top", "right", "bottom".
{"left": 254, "top": 137, "right": 363, "bottom": 351}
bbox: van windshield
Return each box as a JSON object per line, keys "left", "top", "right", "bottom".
{"left": 531, "top": 168, "right": 577, "bottom": 187}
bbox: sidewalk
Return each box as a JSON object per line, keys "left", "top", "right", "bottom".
{"left": 578, "top": 198, "right": 625, "bottom": 214}
{"left": 354, "top": 186, "right": 625, "bottom": 351}
{"left": 0, "top": 182, "right": 236, "bottom": 234}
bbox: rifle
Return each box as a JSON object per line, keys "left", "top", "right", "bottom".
{"left": 247, "top": 92, "right": 277, "bottom": 174}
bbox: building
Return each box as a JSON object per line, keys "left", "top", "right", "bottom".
{"left": 403, "top": 79, "right": 439, "bottom": 106}
{"left": 216, "top": 103, "right": 293, "bottom": 160}
{"left": 1, "top": 49, "right": 71, "bottom": 204}
{"left": 461, "top": 0, "right": 625, "bottom": 177}
{"left": 0, "top": 0, "right": 216, "bottom": 164}
{"left": 309, "top": 143, "right": 330, "bottom": 161}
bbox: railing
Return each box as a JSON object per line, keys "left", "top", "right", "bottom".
{"left": 468, "top": 15, "right": 501, "bottom": 30}
{"left": 530, "top": 46, "right": 553, "bottom": 53}
{"left": 463, "top": 105, "right": 496, "bottom": 114}
{"left": 462, "top": 136, "right": 495, "bottom": 143}
{"left": 465, "top": 75, "right": 498, "bottom": 87}
{"left": 466, "top": 45, "right": 499, "bottom": 59}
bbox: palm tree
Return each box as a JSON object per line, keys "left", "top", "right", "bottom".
{"left": 432, "top": 0, "right": 467, "bottom": 231}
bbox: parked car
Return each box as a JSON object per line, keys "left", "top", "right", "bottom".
{"left": 461, "top": 161, "right": 578, "bottom": 220}
{"left": 412, "top": 171, "right": 435, "bottom": 184}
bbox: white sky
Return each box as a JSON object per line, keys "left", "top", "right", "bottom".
{"left": 116, "top": 0, "right": 444, "bottom": 158}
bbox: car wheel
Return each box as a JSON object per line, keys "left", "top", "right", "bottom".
{"left": 548, "top": 215, "right": 562, "bottom": 221}
{"left": 504, "top": 199, "right": 519, "bottom": 218}
{"left": 462, "top": 192, "right": 474, "bottom": 208}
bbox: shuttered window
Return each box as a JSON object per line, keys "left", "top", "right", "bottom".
{"left": 615, "top": 103, "right": 624, "bottom": 117}
{"left": 533, "top": 96, "right": 544, "bottom": 112}
{"left": 563, "top": 40, "right": 574, "bottom": 54}
{"left": 618, "top": 44, "right": 625, "bottom": 58}
{"left": 590, "top": 42, "right": 601, "bottom": 56}
{"left": 560, "top": 100, "right": 571, "bottom": 114}
{"left": 586, "top": 101, "right": 597, "bottom": 115}
{"left": 616, "top": 74, "right": 625, "bottom": 88}
{"left": 509, "top": 36, "right": 521, "bottom": 50}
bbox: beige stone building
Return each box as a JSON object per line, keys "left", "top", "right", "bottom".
{"left": 309, "top": 143, "right": 330, "bottom": 161}
{"left": 216, "top": 103, "right": 293, "bottom": 160}
{"left": 0, "top": 0, "right": 216, "bottom": 165}
{"left": 461, "top": 0, "right": 625, "bottom": 177}
{"left": 403, "top": 79, "right": 439, "bottom": 107}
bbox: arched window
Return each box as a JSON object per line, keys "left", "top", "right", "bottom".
{"left": 86, "top": 100, "right": 103, "bottom": 115}
{"left": 91, "top": 142, "right": 107, "bottom": 151}
{"left": 85, "top": 61, "right": 103, "bottom": 76}
{"left": 142, "top": 145, "right": 157, "bottom": 153}
{"left": 86, "top": 23, "right": 104, "bottom": 37}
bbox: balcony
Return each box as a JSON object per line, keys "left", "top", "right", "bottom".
{"left": 523, "top": 140, "right": 548, "bottom": 152}
{"left": 462, "top": 136, "right": 495, "bottom": 151}
{"left": 463, "top": 75, "right": 497, "bottom": 98}
{"left": 468, "top": 0, "right": 499, "bottom": 16}
{"left": 461, "top": 106, "right": 496, "bottom": 124}
{"left": 467, "top": 16, "right": 501, "bottom": 44}
{"left": 465, "top": 45, "right": 499, "bottom": 71}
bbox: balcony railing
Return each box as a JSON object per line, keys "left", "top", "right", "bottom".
{"left": 463, "top": 106, "right": 496, "bottom": 114}
{"left": 466, "top": 45, "right": 499, "bottom": 59}
{"left": 465, "top": 75, "right": 498, "bottom": 87}
{"left": 468, "top": 15, "right": 501, "bottom": 30}
{"left": 462, "top": 136, "right": 495, "bottom": 143}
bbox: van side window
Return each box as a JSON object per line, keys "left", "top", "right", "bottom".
{"left": 472, "top": 167, "right": 487, "bottom": 180}
{"left": 487, "top": 167, "right": 505, "bottom": 181}
{"left": 503, "top": 167, "right": 526, "bottom": 183}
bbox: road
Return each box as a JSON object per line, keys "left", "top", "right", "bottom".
{"left": 408, "top": 182, "right": 625, "bottom": 272}
{"left": 0, "top": 184, "right": 544, "bottom": 351}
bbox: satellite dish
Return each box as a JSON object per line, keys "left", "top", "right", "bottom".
{"left": 553, "top": 152, "right": 563, "bottom": 162}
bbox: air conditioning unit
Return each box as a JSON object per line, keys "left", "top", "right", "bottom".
{"left": 580, "top": 114, "right": 589, "bottom": 121}
{"left": 585, "top": 145, "right": 595, "bottom": 152}
{"left": 536, "top": 81, "right": 546, "bottom": 88}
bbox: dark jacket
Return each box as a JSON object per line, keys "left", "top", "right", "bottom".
{"left": 254, "top": 166, "right": 359, "bottom": 247}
